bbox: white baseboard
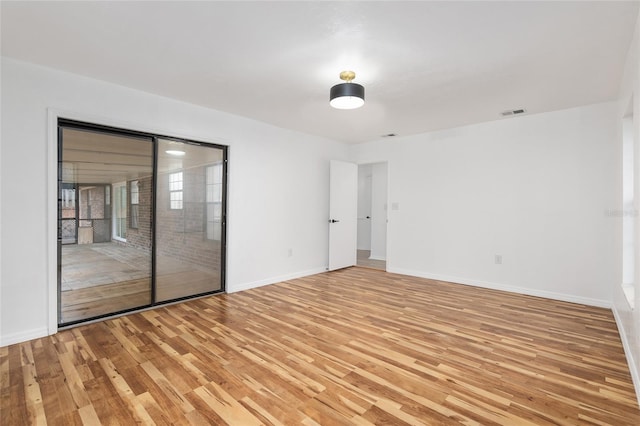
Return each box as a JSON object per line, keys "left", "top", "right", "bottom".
{"left": 368, "top": 255, "right": 386, "bottom": 261}
{"left": 612, "top": 306, "right": 640, "bottom": 407}
{"left": 1, "top": 327, "right": 49, "bottom": 347}
{"left": 227, "top": 267, "right": 327, "bottom": 293}
{"left": 1, "top": 268, "right": 326, "bottom": 345}
{"left": 386, "top": 267, "right": 611, "bottom": 308}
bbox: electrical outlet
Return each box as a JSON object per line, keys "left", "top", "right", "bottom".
{"left": 288, "top": 248, "right": 293, "bottom": 257}
{"left": 495, "top": 255, "right": 502, "bottom": 265}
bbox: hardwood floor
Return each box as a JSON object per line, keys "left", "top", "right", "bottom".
{"left": 2, "top": 268, "right": 639, "bottom": 425}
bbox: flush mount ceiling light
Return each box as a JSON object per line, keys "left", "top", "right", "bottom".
{"left": 330, "top": 70, "right": 365, "bottom": 109}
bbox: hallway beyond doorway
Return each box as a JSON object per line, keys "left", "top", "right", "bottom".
{"left": 356, "top": 249, "right": 386, "bottom": 270}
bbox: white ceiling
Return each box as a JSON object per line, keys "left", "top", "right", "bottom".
{"left": 1, "top": 1, "right": 638, "bottom": 144}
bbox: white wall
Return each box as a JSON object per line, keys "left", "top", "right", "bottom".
{"left": 350, "top": 102, "right": 618, "bottom": 307}
{"left": 613, "top": 11, "right": 640, "bottom": 405}
{"left": 0, "top": 57, "right": 347, "bottom": 346}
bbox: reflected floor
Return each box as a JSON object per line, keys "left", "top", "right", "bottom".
{"left": 60, "top": 242, "right": 221, "bottom": 324}
{"left": 62, "top": 242, "right": 151, "bottom": 291}
{"left": 356, "top": 249, "right": 386, "bottom": 270}
{"left": 156, "top": 256, "right": 221, "bottom": 302}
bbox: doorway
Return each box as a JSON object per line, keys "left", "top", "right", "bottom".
{"left": 57, "top": 120, "right": 227, "bottom": 326}
{"left": 357, "top": 162, "right": 387, "bottom": 270}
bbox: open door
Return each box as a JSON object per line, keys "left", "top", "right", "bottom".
{"left": 329, "top": 160, "right": 358, "bottom": 270}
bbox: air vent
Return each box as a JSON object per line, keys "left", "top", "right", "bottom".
{"left": 501, "top": 108, "right": 527, "bottom": 117}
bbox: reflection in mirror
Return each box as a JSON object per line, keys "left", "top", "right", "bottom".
{"left": 59, "top": 127, "right": 153, "bottom": 324}
{"left": 155, "top": 139, "right": 224, "bottom": 302}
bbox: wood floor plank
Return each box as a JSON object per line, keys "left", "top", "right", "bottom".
{"left": 2, "top": 267, "right": 639, "bottom": 425}
{"left": 21, "top": 361, "right": 46, "bottom": 425}
{"left": 192, "top": 381, "right": 263, "bottom": 426}
{"left": 77, "top": 404, "right": 101, "bottom": 425}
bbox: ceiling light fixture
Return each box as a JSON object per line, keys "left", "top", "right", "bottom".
{"left": 330, "top": 71, "right": 365, "bottom": 109}
{"left": 165, "top": 150, "right": 186, "bottom": 156}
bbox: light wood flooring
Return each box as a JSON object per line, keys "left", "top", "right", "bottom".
{"left": 2, "top": 267, "right": 639, "bottom": 425}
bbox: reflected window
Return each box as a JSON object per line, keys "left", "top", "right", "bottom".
{"left": 169, "top": 172, "right": 183, "bottom": 209}
{"left": 206, "top": 163, "right": 223, "bottom": 240}
{"left": 62, "top": 188, "right": 76, "bottom": 209}
{"left": 130, "top": 180, "right": 139, "bottom": 229}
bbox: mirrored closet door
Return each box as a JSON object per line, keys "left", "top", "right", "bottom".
{"left": 58, "top": 121, "right": 226, "bottom": 326}
{"left": 155, "top": 139, "right": 225, "bottom": 302}
{"left": 59, "top": 126, "right": 154, "bottom": 324}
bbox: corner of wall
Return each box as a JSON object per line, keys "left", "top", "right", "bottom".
{"left": 612, "top": 305, "right": 640, "bottom": 407}
{"left": 227, "top": 267, "right": 327, "bottom": 294}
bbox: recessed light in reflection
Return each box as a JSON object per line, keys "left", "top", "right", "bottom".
{"left": 165, "top": 150, "right": 186, "bottom": 156}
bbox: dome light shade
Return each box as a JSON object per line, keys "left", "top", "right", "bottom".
{"left": 330, "top": 83, "right": 365, "bottom": 109}
{"left": 330, "top": 71, "right": 365, "bottom": 109}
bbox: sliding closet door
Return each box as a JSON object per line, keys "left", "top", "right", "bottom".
{"left": 155, "top": 139, "right": 225, "bottom": 302}
{"left": 59, "top": 126, "right": 153, "bottom": 324}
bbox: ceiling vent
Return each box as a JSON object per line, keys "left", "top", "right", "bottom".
{"left": 501, "top": 108, "right": 527, "bottom": 117}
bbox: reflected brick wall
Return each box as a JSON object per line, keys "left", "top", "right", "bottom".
{"left": 156, "top": 166, "right": 222, "bottom": 270}
{"left": 126, "top": 176, "right": 153, "bottom": 252}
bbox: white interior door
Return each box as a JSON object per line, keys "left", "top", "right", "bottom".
{"left": 329, "top": 160, "right": 358, "bottom": 270}
{"left": 112, "top": 181, "right": 127, "bottom": 242}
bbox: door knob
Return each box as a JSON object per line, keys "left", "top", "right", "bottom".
{"left": 329, "top": 219, "right": 340, "bottom": 223}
